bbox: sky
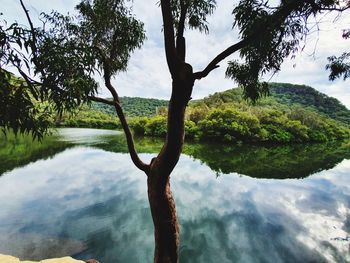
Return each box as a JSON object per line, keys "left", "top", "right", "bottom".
{"left": 2, "top": 0, "right": 350, "bottom": 108}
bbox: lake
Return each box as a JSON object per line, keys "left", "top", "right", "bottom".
{"left": 0, "top": 128, "right": 350, "bottom": 263}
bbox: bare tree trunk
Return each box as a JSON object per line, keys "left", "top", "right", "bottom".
{"left": 148, "top": 66, "right": 194, "bottom": 263}
{"left": 148, "top": 166, "right": 179, "bottom": 263}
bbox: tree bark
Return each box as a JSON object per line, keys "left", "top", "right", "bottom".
{"left": 148, "top": 166, "right": 179, "bottom": 263}
{"left": 147, "top": 62, "right": 194, "bottom": 263}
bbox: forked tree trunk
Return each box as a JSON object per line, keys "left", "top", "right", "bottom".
{"left": 147, "top": 65, "right": 194, "bottom": 263}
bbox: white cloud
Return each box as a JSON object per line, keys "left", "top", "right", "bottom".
{"left": 113, "top": 40, "right": 172, "bottom": 98}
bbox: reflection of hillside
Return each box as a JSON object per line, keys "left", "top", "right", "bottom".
{"left": 94, "top": 133, "right": 350, "bottom": 179}
{"left": 2, "top": 128, "right": 349, "bottom": 180}
{"left": 182, "top": 141, "right": 350, "bottom": 179}
{"left": 0, "top": 133, "right": 71, "bottom": 175}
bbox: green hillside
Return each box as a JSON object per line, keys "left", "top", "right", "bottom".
{"left": 192, "top": 83, "right": 350, "bottom": 126}
{"left": 56, "top": 97, "right": 168, "bottom": 128}
{"left": 84, "top": 83, "right": 350, "bottom": 127}
{"left": 91, "top": 97, "right": 168, "bottom": 117}
{"left": 269, "top": 83, "right": 350, "bottom": 125}
{"left": 53, "top": 82, "right": 350, "bottom": 143}
{"left": 55, "top": 104, "right": 120, "bottom": 129}
{"left": 4, "top": 69, "right": 348, "bottom": 144}
{"left": 130, "top": 83, "right": 350, "bottom": 143}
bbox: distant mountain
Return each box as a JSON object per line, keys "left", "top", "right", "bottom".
{"left": 90, "top": 83, "right": 350, "bottom": 126}
{"left": 269, "top": 83, "right": 350, "bottom": 126}
{"left": 192, "top": 83, "right": 350, "bottom": 126}
{"left": 91, "top": 97, "right": 168, "bottom": 117}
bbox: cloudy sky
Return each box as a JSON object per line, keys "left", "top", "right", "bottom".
{"left": 2, "top": 0, "right": 350, "bottom": 108}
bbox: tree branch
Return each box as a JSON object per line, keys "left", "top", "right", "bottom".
{"left": 113, "top": 99, "right": 150, "bottom": 174}
{"left": 317, "top": 6, "right": 349, "bottom": 11}
{"left": 19, "top": 0, "right": 38, "bottom": 60}
{"left": 160, "top": 0, "right": 180, "bottom": 75}
{"left": 110, "top": 30, "right": 119, "bottom": 61}
{"left": 88, "top": 96, "right": 114, "bottom": 105}
{"left": 176, "top": 0, "right": 188, "bottom": 61}
{"left": 102, "top": 65, "right": 150, "bottom": 175}
{"left": 103, "top": 64, "right": 121, "bottom": 103}
{"left": 177, "top": 0, "right": 187, "bottom": 38}
{"left": 193, "top": 0, "right": 327, "bottom": 81}
{"left": 304, "top": 0, "right": 350, "bottom": 12}
{"left": 193, "top": 38, "right": 250, "bottom": 80}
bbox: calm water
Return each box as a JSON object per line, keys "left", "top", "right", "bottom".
{"left": 0, "top": 128, "right": 350, "bottom": 263}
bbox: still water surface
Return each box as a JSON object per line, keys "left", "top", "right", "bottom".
{"left": 0, "top": 128, "right": 350, "bottom": 263}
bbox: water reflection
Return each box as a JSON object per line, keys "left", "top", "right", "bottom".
{"left": 0, "top": 128, "right": 349, "bottom": 262}
{"left": 61, "top": 128, "right": 350, "bottom": 179}
{"left": 0, "top": 131, "right": 70, "bottom": 175}
{"left": 2, "top": 128, "right": 349, "bottom": 180}
{"left": 172, "top": 158, "right": 350, "bottom": 263}
{"left": 182, "top": 141, "right": 350, "bottom": 179}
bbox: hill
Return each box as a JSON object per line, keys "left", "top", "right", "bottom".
{"left": 91, "top": 97, "right": 168, "bottom": 117}
{"left": 56, "top": 82, "right": 350, "bottom": 143}
{"left": 130, "top": 83, "right": 350, "bottom": 143}
{"left": 84, "top": 83, "right": 349, "bottom": 126}
{"left": 269, "top": 83, "right": 350, "bottom": 125}
{"left": 193, "top": 83, "right": 350, "bottom": 126}
{"left": 56, "top": 97, "right": 167, "bottom": 128}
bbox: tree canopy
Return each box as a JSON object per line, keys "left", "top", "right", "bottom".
{"left": 1, "top": 0, "right": 145, "bottom": 138}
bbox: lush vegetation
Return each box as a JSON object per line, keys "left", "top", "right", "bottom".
{"left": 0, "top": 130, "right": 70, "bottom": 175}
{"left": 91, "top": 97, "right": 168, "bottom": 117}
{"left": 269, "top": 83, "right": 350, "bottom": 125}
{"left": 15, "top": 81, "right": 348, "bottom": 144}
{"left": 54, "top": 97, "right": 168, "bottom": 129}
{"left": 189, "top": 83, "right": 350, "bottom": 126}
{"left": 4, "top": 128, "right": 348, "bottom": 180}
{"left": 129, "top": 83, "right": 350, "bottom": 143}
{"left": 6, "top": 74, "right": 349, "bottom": 144}
{"left": 53, "top": 97, "right": 168, "bottom": 129}
{"left": 55, "top": 105, "right": 120, "bottom": 129}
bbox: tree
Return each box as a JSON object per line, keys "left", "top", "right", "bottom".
{"left": 1, "top": 0, "right": 349, "bottom": 262}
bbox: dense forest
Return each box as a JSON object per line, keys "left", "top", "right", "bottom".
{"left": 193, "top": 83, "right": 350, "bottom": 126}
{"left": 38, "top": 82, "right": 350, "bottom": 144}
{"left": 55, "top": 105, "right": 120, "bottom": 129}
{"left": 269, "top": 83, "right": 350, "bottom": 125}
{"left": 91, "top": 97, "right": 168, "bottom": 117}
{"left": 128, "top": 83, "right": 350, "bottom": 143}
{"left": 56, "top": 97, "right": 168, "bottom": 128}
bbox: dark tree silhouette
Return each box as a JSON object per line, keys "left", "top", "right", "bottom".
{"left": 327, "top": 28, "right": 350, "bottom": 80}
{"left": 1, "top": 0, "right": 349, "bottom": 262}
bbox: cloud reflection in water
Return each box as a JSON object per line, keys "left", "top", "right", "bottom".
{"left": 0, "top": 145, "right": 349, "bottom": 262}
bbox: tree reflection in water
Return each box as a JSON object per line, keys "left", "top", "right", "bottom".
{"left": 0, "top": 128, "right": 349, "bottom": 262}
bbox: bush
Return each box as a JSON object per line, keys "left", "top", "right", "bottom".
{"left": 261, "top": 124, "right": 293, "bottom": 143}
{"left": 144, "top": 116, "right": 167, "bottom": 137}
{"left": 130, "top": 117, "right": 148, "bottom": 135}
{"left": 185, "top": 120, "right": 199, "bottom": 139}
{"left": 197, "top": 108, "right": 262, "bottom": 142}
{"left": 125, "top": 98, "right": 350, "bottom": 144}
